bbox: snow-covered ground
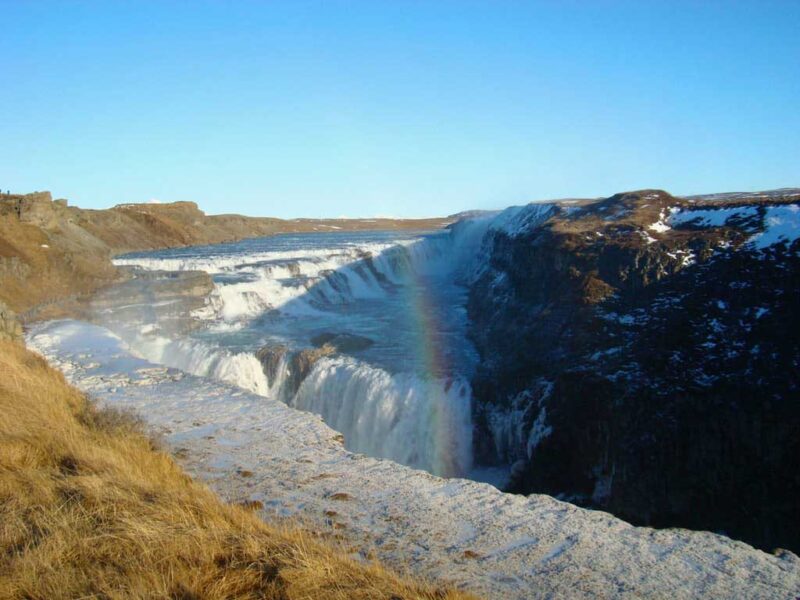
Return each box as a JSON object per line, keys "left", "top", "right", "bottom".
{"left": 669, "top": 203, "right": 800, "bottom": 249}
{"left": 27, "top": 320, "right": 800, "bottom": 600}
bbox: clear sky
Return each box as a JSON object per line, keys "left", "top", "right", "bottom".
{"left": 1, "top": 1, "right": 798, "bottom": 218}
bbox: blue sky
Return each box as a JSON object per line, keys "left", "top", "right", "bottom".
{"left": 1, "top": 1, "right": 798, "bottom": 218}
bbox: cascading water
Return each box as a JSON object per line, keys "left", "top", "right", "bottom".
{"left": 289, "top": 358, "right": 473, "bottom": 477}
{"left": 106, "top": 226, "right": 491, "bottom": 478}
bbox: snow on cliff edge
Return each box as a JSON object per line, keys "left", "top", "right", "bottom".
{"left": 28, "top": 320, "right": 800, "bottom": 600}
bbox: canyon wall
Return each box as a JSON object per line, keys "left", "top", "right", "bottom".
{"left": 467, "top": 189, "right": 800, "bottom": 553}
{"left": 5, "top": 186, "right": 799, "bottom": 555}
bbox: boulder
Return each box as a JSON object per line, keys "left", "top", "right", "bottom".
{"left": 255, "top": 343, "right": 336, "bottom": 398}
{"left": 310, "top": 332, "right": 374, "bottom": 353}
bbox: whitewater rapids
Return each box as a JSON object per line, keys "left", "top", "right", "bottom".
{"left": 107, "top": 224, "right": 490, "bottom": 478}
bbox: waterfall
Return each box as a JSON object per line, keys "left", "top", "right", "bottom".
{"left": 288, "top": 357, "right": 473, "bottom": 477}
{"left": 107, "top": 213, "right": 553, "bottom": 480}
{"left": 120, "top": 333, "right": 271, "bottom": 396}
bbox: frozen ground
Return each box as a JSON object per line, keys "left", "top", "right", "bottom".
{"left": 27, "top": 320, "right": 800, "bottom": 599}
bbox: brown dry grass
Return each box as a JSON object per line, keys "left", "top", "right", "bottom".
{"left": 0, "top": 340, "right": 475, "bottom": 600}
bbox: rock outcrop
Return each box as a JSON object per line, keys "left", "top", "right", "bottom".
{"left": 468, "top": 189, "right": 800, "bottom": 554}
{"left": 0, "top": 301, "right": 22, "bottom": 342}
{"left": 256, "top": 343, "right": 336, "bottom": 398}
{"left": 310, "top": 332, "right": 374, "bottom": 353}
{"left": 0, "top": 191, "right": 64, "bottom": 228}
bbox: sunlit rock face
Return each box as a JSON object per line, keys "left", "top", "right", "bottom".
{"left": 0, "top": 300, "right": 22, "bottom": 342}
{"left": 466, "top": 188, "right": 800, "bottom": 553}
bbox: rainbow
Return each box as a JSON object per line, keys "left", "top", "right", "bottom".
{"left": 395, "top": 239, "right": 473, "bottom": 477}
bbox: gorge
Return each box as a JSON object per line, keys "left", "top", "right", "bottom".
{"left": 5, "top": 189, "right": 800, "bottom": 598}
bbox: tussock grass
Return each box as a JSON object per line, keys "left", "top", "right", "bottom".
{"left": 0, "top": 341, "right": 475, "bottom": 600}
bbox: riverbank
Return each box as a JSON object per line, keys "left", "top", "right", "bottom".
{"left": 0, "top": 335, "right": 471, "bottom": 599}
{"left": 24, "top": 318, "right": 800, "bottom": 600}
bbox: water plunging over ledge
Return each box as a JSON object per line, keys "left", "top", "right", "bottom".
{"left": 105, "top": 225, "right": 494, "bottom": 480}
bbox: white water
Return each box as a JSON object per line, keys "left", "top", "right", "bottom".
{"left": 291, "top": 357, "right": 473, "bottom": 477}
{"left": 121, "top": 333, "right": 271, "bottom": 396}
{"left": 107, "top": 227, "right": 490, "bottom": 478}
{"left": 101, "top": 206, "right": 559, "bottom": 479}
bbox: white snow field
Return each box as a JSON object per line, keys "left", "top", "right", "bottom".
{"left": 28, "top": 320, "right": 800, "bottom": 600}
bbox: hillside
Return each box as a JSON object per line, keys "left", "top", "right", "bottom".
{"left": 0, "top": 336, "right": 471, "bottom": 599}
{"left": 0, "top": 191, "right": 448, "bottom": 316}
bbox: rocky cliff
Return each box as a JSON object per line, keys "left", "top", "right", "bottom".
{"left": 468, "top": 188, "right": 800, "bottom": 554}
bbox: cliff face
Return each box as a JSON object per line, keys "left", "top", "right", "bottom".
{"left": 0, "top": 191, "right": 448, "bottom": 316}
{"left": 468, "top": 189, "right": 800, "bottom": 553}
{"left": 0, "top": 192, "right": 119, "bottom": 316}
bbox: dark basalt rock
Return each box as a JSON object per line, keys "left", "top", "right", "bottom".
{"left": 310, "top": 332, "right": 374, "bottom": 353}
{"left": 468, "top": 189, "right": 800, "bottom": 553}
{"left": 256, "top": 343, "right": 336, "bottom": 398}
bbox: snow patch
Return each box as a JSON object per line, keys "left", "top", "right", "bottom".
{"left": 669, "top": 203, "right": 800, "bottom": 250}
{"left": 648, "top": 209, "right": 672, "bottom": 233}
{"left": 748, "top": 204, "right": 800, "bottom": 249}
{"left": 670, "top": 206, "right": 759, "bottom": 228}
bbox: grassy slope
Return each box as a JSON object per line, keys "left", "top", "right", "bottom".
{"left": 0, "top": 340, "right": 472, "bottom": 600}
